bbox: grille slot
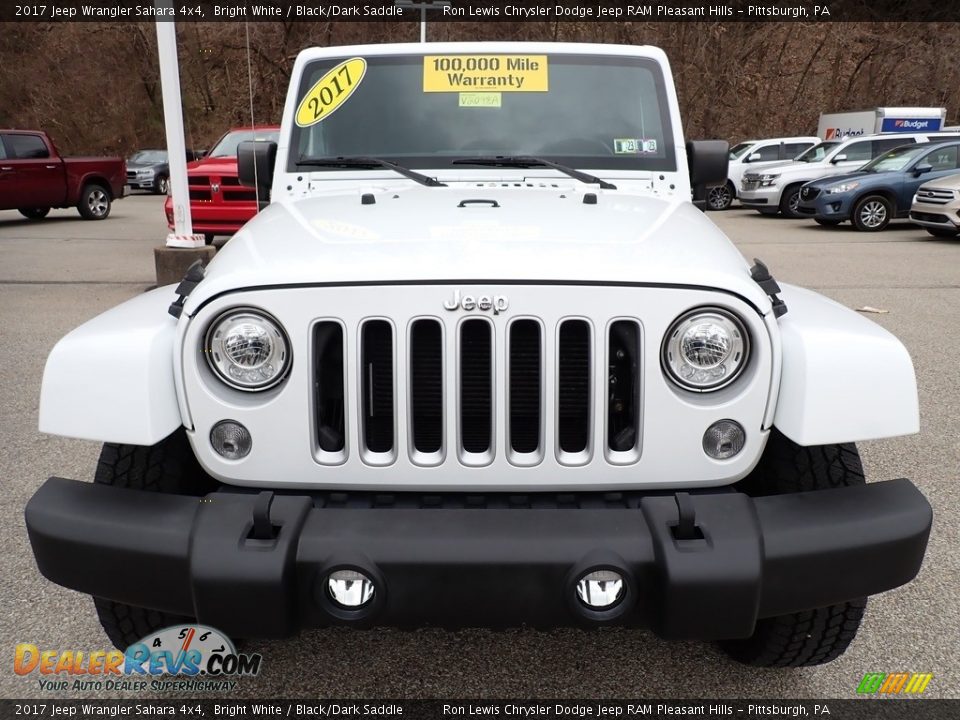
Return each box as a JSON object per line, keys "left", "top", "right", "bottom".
{"left": 608, "top": 321, "right": 641, "bottom": 454}
{"left": 361, "top": 320, "right": 394, "bottom": 454}
{"left": 313, "top": 322, "right": 345, "bottom": 454}
{"left": 509, "top": 320, "right": 542, "bottom": 455}
{"left": 459, "top": 319, "right": 493, "bottom": 455}
{"left": 557, "top": 320, "right": 591, "bottom": 455}
{"left": 410, "top": 319, "right": 443, "bottom": 455}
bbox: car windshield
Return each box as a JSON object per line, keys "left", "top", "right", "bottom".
{"left": 210, "top": 130, "right": 280, "bottom": 158}
{"left": 128, "top": 150, "right": 167, "bottom": 163}
{"left": 794, "top": 142, "right": 840, "bottom": 163}
{"left": 729, "top": 142, "right": 755, "bottom": 160}
{"left": 290, "top": 52, "right": 676, "bottom": 172}
{"left": 861, "top": 145, "right": 929, "bottom": 173}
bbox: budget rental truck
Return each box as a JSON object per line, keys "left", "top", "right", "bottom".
{"left": 25, "top": 42, "right": 932, "bottom": 668}
{"left": 818, "top": 107, "right": 946, "bottom": 140}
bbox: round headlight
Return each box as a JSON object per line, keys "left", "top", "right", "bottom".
{"left": 204, "top": 309, "right": 290, "bottom": 391}
{"left": 662, "top": 308, "right": 749, "bottom": 391}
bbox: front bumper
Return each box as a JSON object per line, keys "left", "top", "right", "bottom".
{"left": 909, "top": 201, "right": 960, "bottom": 230}
{"left": 738, "top": 186, "right": 781, "bottom": 208}
{"left": 797, "top": 191, "right": 852, "bottom": 220}
{"left": 25, "top": 477, "right": 931, "bottom": 641}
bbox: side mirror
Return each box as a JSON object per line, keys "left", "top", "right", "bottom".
{"left": 831, "top": 153, "right": 848, "bottom": 163}
{"left": 238, "top": 140, "right": 277, "bottom": 208}
{"left": 746, "top": 152, "right": 762, "bottom": 163}
{"left": 687, "top": 140, "right": 729, "bottom": 211}
{"left": 914, "top": 163, "right": 933, "bottom": 176}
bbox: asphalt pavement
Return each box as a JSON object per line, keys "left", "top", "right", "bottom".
{"left": 1, "top": 195, "right": 957, "bottom": 700}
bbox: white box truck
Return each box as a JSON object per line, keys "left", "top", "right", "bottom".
{"left": 818, "top": 107, "right": 946, "bottom": 140}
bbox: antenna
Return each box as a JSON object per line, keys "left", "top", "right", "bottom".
{"left": 395, "top": 0, "right": 451, "bottom": 42}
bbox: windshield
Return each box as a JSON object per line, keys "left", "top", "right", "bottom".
{"left": 861, "top": 145, "right": 928, "bottom": 173}
{"left": 290, "top": 53, "right": 676, "bottom": 172}
{"left": 729, "top": 142, "right": 755, "bottom": 160}
{"left": 210, "top": 130, "right": 280, "bottom": 158}
{"left": 795, "top": 142, "right": 840, "bottom": 163}
{"left": 128, "top": 150, "right": 167, "bottom": 164}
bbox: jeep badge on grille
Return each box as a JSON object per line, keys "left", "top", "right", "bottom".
{"left": 443, "top": 290, "right": 509, "bottom": 315}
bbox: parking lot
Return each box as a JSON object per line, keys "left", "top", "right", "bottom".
{"left": 1, "top": 194, "right": 957, "bottom": 699}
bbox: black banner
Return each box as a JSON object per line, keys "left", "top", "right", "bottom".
{"left": 1, "top": 0, "right": 958, "bottom": 23}
{"left": 1, "top": 700, "right": 959, "bottom": 720}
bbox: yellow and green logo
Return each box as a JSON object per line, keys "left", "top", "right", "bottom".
{"left": 856, "top": 672, "right": 932, "bottom": 695}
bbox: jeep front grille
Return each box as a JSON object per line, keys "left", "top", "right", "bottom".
{"left": 312, "top": 314, "right": 643, "bottom": 468}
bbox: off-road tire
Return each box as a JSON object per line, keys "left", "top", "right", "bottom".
{"left": 925, "top": 227, "right": 959, "bottom": 238}
{"left": 77, "top": 183, "right": 112, "bottom": 220}
{"left": 779, "top": 185, "right": 804, "bottom": 218}
{"left": 18, "top": 207, "right": 50, "bottom": 220}
{"left": 92, "top": 429, "right": 216, "bottom": 649}
{"left": 719, "top": 429, "right": 867, "bottom": 667}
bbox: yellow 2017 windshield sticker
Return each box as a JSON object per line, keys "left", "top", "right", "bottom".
{"left": 424, "top": 55, "right": 548, "bottom": 92}
{"left": 295, "top": 58, "right": 367, "bottom": 127}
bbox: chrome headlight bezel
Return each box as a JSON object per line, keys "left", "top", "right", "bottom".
{"left": 661, "top": 307, "right": 751, "bottom": 392}
{"left": 203, "top": 307, "right": 291, "bottom": 392}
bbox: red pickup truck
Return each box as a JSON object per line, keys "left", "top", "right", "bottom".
{"left": 0, "top": 130, "right": 126, "bottom": 220}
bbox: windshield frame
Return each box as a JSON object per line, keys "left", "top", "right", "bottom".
{"left": 288, "top": 52, "right": 678, "bottom": 175}
{"left": 860, "top": 144, "right": 932, "bottom": 173}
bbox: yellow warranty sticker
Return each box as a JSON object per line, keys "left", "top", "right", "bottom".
{"left": 424, "top": 55, "right": 548, "bottom": 92}
{"left": 295, "top": 57, "right": 366, "bottom": 128}
{"left": 459, "top": 92, "right": 502, "bottom": 108}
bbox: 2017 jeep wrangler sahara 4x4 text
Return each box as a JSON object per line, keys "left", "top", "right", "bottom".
{"left": 25, "top": 43, "right": 932, "bottom": 668}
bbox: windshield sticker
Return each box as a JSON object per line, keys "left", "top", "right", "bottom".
{"left": 614, "top": 138, "right": 658, "bottom": 154}
{"left": 459, "top": 92, "right": 502, "bottom": 108}
{"left": 424, "top": 55, "right": 548, "bottom": 92}
{"left": 295, "top": 57, "right": 367, "bottom": 128}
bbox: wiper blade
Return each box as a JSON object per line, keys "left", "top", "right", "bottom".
{"left": 452, "top": 156, "right": 617, "bottom": 190}
{"left": 297, "top": 155, "right": 446, "bottom": 187}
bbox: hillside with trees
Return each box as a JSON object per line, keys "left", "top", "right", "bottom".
{"left": 1, "top": 21, "right": 958, "bottom": 154}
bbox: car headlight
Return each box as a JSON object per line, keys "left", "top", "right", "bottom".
{"left": 756, "top": 174, "right": 779, "bottom": 187}
{"left": 204, "top": 308, "right": 291, "bottom": 391}
{"left": 826, "top": 182, "right": 859, "bottom": 194}
{"left": 661, "top": 308, "right": 750, "bottom": 392}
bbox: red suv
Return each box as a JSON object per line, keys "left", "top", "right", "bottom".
{"left": 164, "top": 126, "right": 280, "bottom": 243}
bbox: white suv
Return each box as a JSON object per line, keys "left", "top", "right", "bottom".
{"left": 707, "top": 137, "right": 819, "bottom": 211}
{"left": 739, "top": 133, "right": 957, "bottom": 217}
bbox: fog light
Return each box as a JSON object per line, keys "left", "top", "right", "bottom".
{"left": 327, "top": 570, "right": 375, "bottom": 609}
{"left": 210, "top": 420, "right": 252, "bottom": 460}
{"left": 575, "top": 570, "right": 625, "bottom": 609}
{"left": 703, "top": 420, "right": 745, "bottom": 460}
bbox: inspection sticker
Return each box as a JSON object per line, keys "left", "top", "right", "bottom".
{"left": 459, "top": 92, "right": 502, "bottom": 108}
{"left": 424, "top": 55, "right": 548, "bottom": 92}
{"left": 295, "top": 57, "right": 367, "bottom": 127}
{"left": 614, "top": 138, "right": 658, "bottom": 154}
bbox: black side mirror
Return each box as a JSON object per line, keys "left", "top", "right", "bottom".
{"left": 238, "top": 140, "right": 277, "bottom": 208}
{"left": 687, "top": 140, "right": 729, "bottom": 211}
{"left": 914, "top": 163, "right": 933, "bottom": 176}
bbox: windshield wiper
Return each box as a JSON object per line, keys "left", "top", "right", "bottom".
{"left": 452, "top": 156, "right": 617, "bottom": 190}
{"left": 297, "top": 155, "right": 446, "bottom": 187}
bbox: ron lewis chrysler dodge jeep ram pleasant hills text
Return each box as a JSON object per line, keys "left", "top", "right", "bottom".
{"left": 25, "top": 43, "right": 932, "bottom": 668}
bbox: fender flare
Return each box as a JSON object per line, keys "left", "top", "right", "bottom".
{"left": 773, "top": 283, "right": 919, "bottom": 446}
{"left": 39, "top": 286, "right": 183, "bottom": 445}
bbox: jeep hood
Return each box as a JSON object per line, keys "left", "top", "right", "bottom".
{"left": 182, "top": 186, "right": 771, "bottom": 314}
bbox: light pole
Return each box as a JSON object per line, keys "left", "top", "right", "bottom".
{"left": 395, "top": 0, "right": 452, "bottom": 43}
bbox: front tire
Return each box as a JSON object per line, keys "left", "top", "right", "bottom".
{"left": 851, "top": 194, "right": 892, "bottom": 232}
{"left": 92, "top": 429, "right": 216, "bottom": 649}
{"left": 77, "top": 183, "right": 112, "bottom": 220}
{"left": 706, "top": 182, "right": 735, "bottom": 211}
{"left": 154, "top": 174, "right": 169, "bottom": 195}
{"left": 779, "top": 185, "right": 804, "bottom": 218}
{"left": 18, "top": 207, "right": 50, "bottom": 220}
{"left": 719, "top": 429, "right": 867, "bottom": 667}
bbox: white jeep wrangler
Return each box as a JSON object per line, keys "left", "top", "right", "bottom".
{"left": 26, "top": 43, "right": 931, "bottom": 668}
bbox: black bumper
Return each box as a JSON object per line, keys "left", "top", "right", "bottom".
{"left": 25, "top": 477, "right": 931, "bottom": 641}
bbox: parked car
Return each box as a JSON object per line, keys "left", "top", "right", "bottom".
{"left": 707, "top": 136, "right": 819, "bottom": 211}
{"left": 163, "top": 126, "right": 279, "bottom": 243}
{"left": 796, "top": 140, "right": 960, "bottom": 231}
{"left": 126, "top": 148, "right": 201, "bottom": 195}
{"left": 739, "top": 132, "right": 960, "bottom": 218}
{"left": 28, "top": 43, "right": 931, "bottom": 669}
{"left": 909, "top": 172, "right": 960, "bottom": 237}
{"left": 0, "top": 130, "right": 125, "bottom": 220}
